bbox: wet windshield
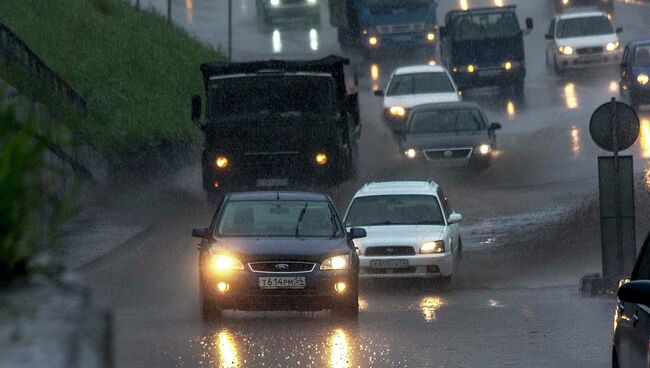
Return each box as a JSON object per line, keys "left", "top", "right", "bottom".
{"left": 217, "top": 200, "right": 342, "bottom": 237}
{"left": 208, "top": 75, "right": 335, "bottom": 119}
{"left": 452, "top": 11, "right": 520, "bottom": 40}
{"left": 387, "top": 72, "right": 455, "bottom": 96}
{"left": 363, "top": 0, "right": 430, "bottom": 13}
{"left": 635, "top": 46, "right": 650, "bottom": 67}
{"left": 345, "top": 195, "right": 445, "bottom": 227}
{"left": 556, "top": 16, "right": 613, "bottom": 38}
{"left": 408, "top": 109, "right": 485, "bottom": 134}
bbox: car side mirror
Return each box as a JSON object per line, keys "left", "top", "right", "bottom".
{"left": 618, "top": 280, "right": 650, "bottom": 305}
{"left": 191, "top": 95, "right": 202, "bottom": 122}
{"left": 616, "top": 27, "right": 623, "bottom": 34}
{"left": 525, "top": 18, "right": 534, "bottom": 31}
{"left": 489, "top": 122, "right": 502, "bottom": 131}
{"left": 448, "top": 213, "right": 462, "bottom": 224}
{"left": 439, "top": 26, "right": 447, "bottom": 38}
{"left": 544, "top": 34, "right": 552, "bottom": 40}
{"left": 348, "top": 227, "right": 367, "bottom": 240}
{"left": 192, "top": 227, "right": 208, "bottom": 238}
{"left": 374, "top": 89, "right": 384, "bottom": 97}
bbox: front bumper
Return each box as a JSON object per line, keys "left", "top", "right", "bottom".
{"left": 402, "top": 147, "right": 492, "bottom": 167}
{"left": 452, "top": 65, "right": 525, "bottom": 89}
{"left": 359, "top": 253, "right": 453, "bottom": 279}
{"left": 555, "top": 50, "right": 622, "bottom": 70}
{"left": 202, "top": 268, "right": 356, "bottom": 311}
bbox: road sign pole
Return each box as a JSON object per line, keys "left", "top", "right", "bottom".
{"left": 228, "top": 0, "right": 233, "bottom": 60}
{"left": 610, "top": 97, "right": 624, "bottom": 279}
{"left": 168, "top": 0, "right": 172, "bottom": 23}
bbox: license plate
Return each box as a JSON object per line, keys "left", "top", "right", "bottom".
{"left": 392, "top": 35, "right": 411, "bottom": 42}
{"left": 479, "top": 70, "right": 501, "bottom": 77}
{"left": 370, "top": 260, "right": 409, "bottom": 269}
{"left": 259, "top": 277, "right": 306, "bottom": 289}
{"left": 256, "top": 178, "right": 289, "bottom": 187}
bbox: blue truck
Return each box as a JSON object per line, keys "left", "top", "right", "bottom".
{"left": 329, "top": 0, "right": 439, "bottom": 56}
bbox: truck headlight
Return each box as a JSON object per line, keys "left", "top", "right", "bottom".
{"left": 503, "top": 61, "right": 513, "bottom": 70}
{"left": 420, "top": 241, "right": 445, "bottom": 254}
{"left": 606, "top": 42, "right": 619, "bottom": 52}
{"left": 389, "top": 106, "right": 406, "bottom": 117}
{"left": 638, "top": 73, "right": 649, "bottom": 85}
{"left": 209, "top": 255, "right": 245, "bottom": 273}
{"left": 320, "top": 255, "right": 349, "bottom": 270}
{"left": 559, "top": 46, "right": 574, "bottom": 55}
{"left": 467, "top": 64, "right": 476, "bottom": 73}
{"left": 426, "top": 32, "right": 436, "bottom": 42}
{"left": 215, "top": 156, "right": 229, "bottom": 168}
{"left": 478, "top": 144, "right": 491, "bottom": 155}
{"left": 368, "top": 36, "right": 378, "bottom": 46}
{"left": 315, "top": 153, "right": 328, "bottom": 165}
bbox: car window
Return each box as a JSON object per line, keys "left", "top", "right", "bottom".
{"left": 556, "top": 16, "right": 614, "bottom": 38}
{"left": 216, "top": 200, "right": 342, "bottom": 238}
{"left": 408, "top": 108, "right": 484, "bottom": 134}
{"left": 634, "top": 46, "right": 650, "bottom": 67}
{"left": 386, "top": 72, "right": 455, "bottom": 96}
{"left": 345, "top": 195, "right": 445, "bottom": 227}
{"left": 437, "top": 188, "right": 452, "bottom": 219}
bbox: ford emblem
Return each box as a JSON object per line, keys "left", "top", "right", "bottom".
{"left": 275, "top": 263, "right": 290, "bottom": 270}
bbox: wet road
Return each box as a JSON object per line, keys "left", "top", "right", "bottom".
{"left": 84, "top": 0, "right": 650, "bottom": 366}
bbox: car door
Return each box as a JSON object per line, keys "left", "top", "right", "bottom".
{"left": 616, "top": 232, "right": 650, "bottom": 367}
{"left": 437, "top": 188, "right": 459, "bottom": 254}
{"left": 620, "top": 45, "right": 631, "bottom": 94}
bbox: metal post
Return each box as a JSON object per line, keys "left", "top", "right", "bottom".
{"left": 228, "top": 0, "right": 233, "bottom": 60}
{"left": 611, "top": 97, "right": 624, "bottom": 278}
{"left": 168, "top": 0, "right": 172, "bottom": 23}
{"left": 136, "top": 0, "right": 140, "bottom": 9}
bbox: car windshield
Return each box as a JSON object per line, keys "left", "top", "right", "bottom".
{"left": 387, "top": 72, "right": 455, "bottom": 96}
{"left": 363, "top": 0, "right": 430, "bottom": 13}
{"left": 634, "top": 46, "right": 650, "bottom": 67}
{"left": 345, "top": 195, "right": 445, "bottom": 227}
{"left": 556, "top": 16, "right": 613, "bottom": 38}
{"left": 452, "top": 11, "right": 520, "bottom": 41}
{"left": 408, "top": 108, "right": 484, "bottom": 134}
{"left": 216, "top": 200, "right": 342, "bottom": 238}
{"left": 208, "top": 75, "right": 335, "bottom": 119}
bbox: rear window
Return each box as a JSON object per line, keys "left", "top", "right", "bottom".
{"left": 556, "top": 16, "right": 613, "bottom": 38}
{"left": 408, "top": 108, "right": 485, "bottom": 134}
{"left": 387, "top": 72, "right": 455, "bottom": 96}
{"left": 345, "top": 195, "right": 445, "bottom": 227}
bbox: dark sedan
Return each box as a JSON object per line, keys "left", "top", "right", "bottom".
{"left": 614, "top": 231, "right": 650, "bottom": 367}
{"left": 398, "top": 102, "right": 502, "bottom": 168}
{"left": 620, "top": 40, "right": 650, "bottom": 110}
{"left": 191, "top": 191, "right": 365, "bottom": 321}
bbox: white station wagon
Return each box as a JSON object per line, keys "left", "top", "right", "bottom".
{"left": 343, "top": 181, "right": 462, "bottom": 284}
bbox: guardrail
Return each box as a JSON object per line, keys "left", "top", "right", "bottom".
{"left": 0, "top": 22, "right": 87, "bottom": 111}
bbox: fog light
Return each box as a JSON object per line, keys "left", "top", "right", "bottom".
{"left": 467, "top": 64, "right": 475, "bottom": 73}
{"left": 216, "top": 156, "right": 229, "bottom": 169}
{"left": 315, "top": 153, "right": 328, "bottom": 165}
{"left": 368, "top": 36, "right": 378, "bottom": 46}
{"left": 426, "top": 32, "right": 436, "bottom": 41}
{"left": 217, "top": 282, "right": 230, "bottom": 293}
{"left": 335, "top": 282, "right": 347, "bottom": 293}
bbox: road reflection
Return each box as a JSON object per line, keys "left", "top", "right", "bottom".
{"left": 571, "top": 126, "right": 581, "bottom": 158}
{"left": 460, "top": 0, "right": 469, "bottom": 10}
{"left": 609, "top": 81, "right": 618, "bottom": 93}
{"left": 564, "top": 83, "right": 579, "bottom": 109}
{"left": 215, "top": 329, "right": 240, "bottom": 368}
{"left": 309, "top": 28, "right": 319, "bottom": 51}
{"left": 185, "top": 0, "right": 193, "bottom": 24}
{"left": 272, "top": 29, "right": 282, "bottom": 53}
{"left": 329, "top": 329, "right": 353, "bottom": 368}
{"left": 640, "top": 118, "right": 650, "bottom": 158}
{"left": 419, "top": 296, "right": 446, "bottom": 322}
{"left": 506, "top": 100, "right": 516, "bottom": 119}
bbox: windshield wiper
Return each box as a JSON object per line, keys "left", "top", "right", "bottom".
{"left": 295, "top": 203, "right": 309, "bottom": 238}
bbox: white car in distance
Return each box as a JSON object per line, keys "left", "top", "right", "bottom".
{"left": 343, "top": 181, "right": 462, "bottom": 285}
{"left": 545, "top": 11, "right": 623, "bottom": 75}
{"left": 374, "top": 65, "right": 461, "bottom": 135}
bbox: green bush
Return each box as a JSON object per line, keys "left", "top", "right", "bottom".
{"left": 0, "top": 0, "right": 223, "bottom": 156}
{"left": 0, "top": 99, "right": 74, "bottom": 285}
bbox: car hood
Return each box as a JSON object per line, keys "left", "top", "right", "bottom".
{"left": 209, "top": 237, "right": 350, "bottom": 263}
{"left": 349, "top": 225, "right": 446, "bottom": 249}
{"left": 383, "top": 93, "right": 460, "bottom": 109}
{"left": 401, "top": 130, "right": 489, "bottom": 151}
{"left": 555, "top": 34, "right": 618, "bottom": 49}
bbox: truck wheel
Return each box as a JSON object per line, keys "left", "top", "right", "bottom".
{"left": 513, "top": 77, "right": 524, "bottom": 96}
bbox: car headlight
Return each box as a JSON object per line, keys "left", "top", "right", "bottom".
{"left": 368, "top": 36, "right": 378, "bottom": 46}
{"left": 215, "top": 156, "right": 229, "bottom": 169}
{"left": 467, "top": 64, "right": 476, "bottom": 73}
{"left": 638, "top": 73, "right": 649, "bottom": 85}
{"left": 405, "top": 148, "right": 417, "bottom": 159}
{"left": 270, "top": 0, "right": 280, "bottom": 6}
{"left": 389, "top": 106, "right": 406, "bottom": 117}
{"left": 209, "top": 254, "right": 245, "bottom": 273}
{"left": 606, "top": 41, "right": 619, "bottom": 52}
{"left": 320, "top": 255, "right": 349, "bottom": 270}
{"left": 315, "top": 153, "right": 328, "bottom": 165}
{"left": 559, "top": 46, "right": 574, "bottom": 55}
{"left": 420, "top": 241, "right": 445, "bottom": 254}
{"left": 503, "top": 61, "right": 513, "bottom": 70}
{"left": 478, "top": 144, "right": 491, "bottom": 155}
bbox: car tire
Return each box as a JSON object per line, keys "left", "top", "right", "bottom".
{"left": 553, "top": 56, "right": 564, "bottom": 76}
{"left": 612, "top": 347, "right": 619, "bottom": 368}
{"left": 332, "top": 289, "right": 359, "bottom": 319}
{"left": 201, "top": 295, "right": 223, "bottom": 322}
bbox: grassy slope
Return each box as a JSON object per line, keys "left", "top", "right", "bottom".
{"left": 0, "top": 0, "right": 222, "bottom": 155}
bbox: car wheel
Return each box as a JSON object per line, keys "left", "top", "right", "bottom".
{"left": 332, "top": 289, "right": 359, "bottom": 319}
{"left": 612, "top": 347, "right": 619, "bottom": 368}
{"left": 202, "top": 295, "right": 223, "bottom": 322}
{"left": 553, "top": 56, "right": 564, "bottom": 76}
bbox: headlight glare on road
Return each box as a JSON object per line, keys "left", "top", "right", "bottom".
{"left": 320, "top": 255, "right": 349, "bottom": 270}
{"left": 478, "top": 144, "right": 491, "bottom": 155}
{"left": 420, "top": 241, "right": 445, "bottom": 254}
{"left": 216, "top": 156, "right": 229, "bottom": 169}
{"left": 210, "top": 255, "right": 244, "bottom": 273}
{"left": 638, "top": 73, "right": 649, "bottom": 85}
{"left": 606, "top": 42, "right": 619, "bottom": 52}
{"left": 405, "top": 148, "right": 417, "bottom": 159}
{"left": 389, "top": 106, "right": 406, "bottom": 117}
{"left": 559, "top": 46, "right": 574, "bottom": 55}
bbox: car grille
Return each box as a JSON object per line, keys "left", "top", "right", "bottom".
{"left": 364, "top": 267, "right": 417, "bottom": 274}
{"left": 364, "top": 246, "right": 416, "bottom": 256}
{"left": 238, "top": 151, "right": 304, "bottom": 175}
{"left": 423, "top": 148, "right": 472, "bottom": 161}
{"left": 248, "top": 262, "right": 316, "bottom": 273}
{"left": 576, "top": 46, "right": 604, "bottom": 55}
{"left": 377, "top": 22, "right": 425, "bottom": 35}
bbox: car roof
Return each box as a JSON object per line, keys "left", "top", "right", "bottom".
{"left": 555, "top": 11, "right": 608, "bottom": 20}
{"left": 353, "top": 181, "right": 440, "bottom": 197}
{"left": 411, "top": 101, "right": 481, "bottom": 112}
{"left": 629, "top": 40, "right": 650, "bottom": 48}
{"left": 394, "top": 65, "right": 448, "bottom": 75}
{"left": 226, "top": 191, "right": 329, "bottom": 202}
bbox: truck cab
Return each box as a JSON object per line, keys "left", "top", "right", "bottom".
{"left": 440, "top": 6, "right": 533, "bottom": 94}
{"left": 191, "top": 56, "right": 361, "bottom": 202}
{"left": 329, "top": 0, "right": 438, "bottom": 56}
